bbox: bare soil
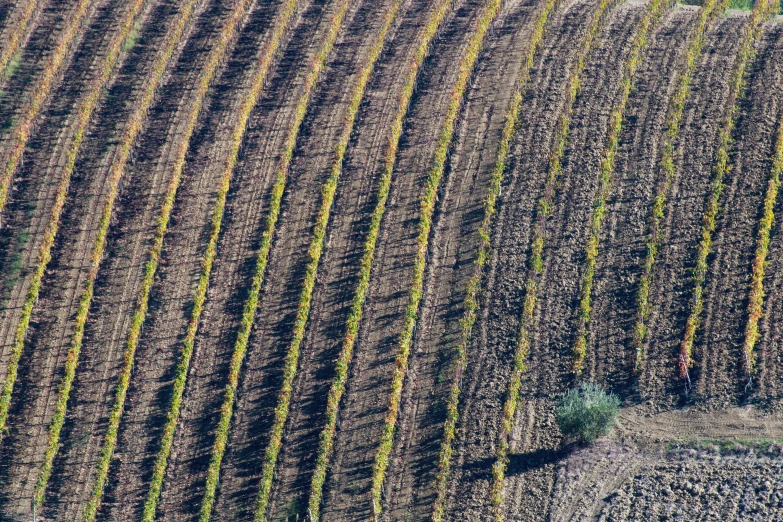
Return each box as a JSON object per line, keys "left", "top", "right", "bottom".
{"left": 2, "top": 1, "right": 783, "bottom": 520}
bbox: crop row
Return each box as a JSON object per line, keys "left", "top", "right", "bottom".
{"left": 174, "top": 0, "right": 354, "bottom": 520}
{"left": 571, "top": 0, "right": 672, "bottom": 374}
{"left": 631, "top": 0, "right": 727, "bottom": 373}
{"left": 131, "top": 0, "right": 301, "bottom": 519}
{"left": 304, "top": 0, "right": 457, "bottom": 519}
{"left": 236, "top": 0, "right": 406, "bottom": 520}
{"left": 181, "top": 2, "right": 297, "bottom": 520}
{"left": 678, "top": 0, "right": 777, "bottom": 382}
{"left": 488, "top": 0, "right": 617, "bottom": 513}
{"left": 0, "top": 0, "right": 94, "bottom": 216}
{"left": 0, "top": 0, "right": 138, "bottom": 438}
{"left": 22, "top": 0, "right": 155, "bottom": 510}
{"left": 368, "top": 0, "right": 507, "bottom": 516}
{"left": 742, "top": 96, "right": 783, "bottom": 376}
{"left": 0, "top": 0, "right": 40, "bottom": 87}
{"left": 24, "top": 0, "right": 252, "bottom": 518}
{"left": 428, "top": 0, "right": 561, "bottom": 518}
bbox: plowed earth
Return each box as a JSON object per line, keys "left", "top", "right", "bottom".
{"left": 1, "top": 0, "right": 782, "bottom": 520}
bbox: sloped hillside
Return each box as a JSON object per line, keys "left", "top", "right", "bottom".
{"left": 0, "top": 0, "right": 781, "bottom": 520}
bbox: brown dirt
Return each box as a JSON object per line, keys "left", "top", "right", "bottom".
{"left": 234, "top": 0, "right": 453, "bottom": 518}
{"left": 588, "top": 6, "right": 697, "bottom": 395}
{"left": 442, "top": 1, "right": 642, "bottom": 519}
{"left": 32, "top": 0, "right": 268, "bottom": 518}
{"left": 696, "top": 23, "right": 783, "bottom": 404}
{"left": 380, "top": 0, "right": 543, "bottom": 519}
{"left": 639, "top": 15, "right": 747, "bottom": 404}
{"left": 500, "top": 4, "right": 648, "bottom": 520}
{"left": 550, "top": 406, "right": 783, "bottom": 521}
{"left": 91, "top": 0, "right": 333, "bottom": 519}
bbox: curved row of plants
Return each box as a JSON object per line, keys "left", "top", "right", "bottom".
{"left": 429, "top": 0, "right": 561, "bottom": 517}
{"left": 631, "top": 0, "right": 728, "bottom": 373}
{"left": 26, "top": 0, "right": 167, "bottom": 509}
{"left": 487, "top": 0, "right": 618, "bottom": 514}
{"left": 572, "top": 0, "right": 675, "bottom": 374}
{"left": 50, "top": 0, "right": 268, "bottom": 518}
{"left": 0, "top": 0, "right": 94, "bottom": 215}
{"left": 0, "top": 0, "right": 40, "bottom": 87}
{"left": 678, "top": 0, "right": 778, "bottom": 384}
{"left": 368, "top": 0, "right": 508, "bottom": 516}
{"left": 20, "top": 0, "right": 210, "bottom": 518}
{"left": 162, "top": 0, "right": 357, "bottom": 519}
{"left": 0, "top": 0, "right": 147, "bottom": 440}
{"left": 742, "top": 97, "right": 783, "bottom": 378}
{"left": 134, "top": 0, "right": 309, "bottom": 519}
{"left": 233, "top": 0, "right": 407, "bottom": 520}
{"left": 304, "top": 0, "right": 457, "bottom": 519}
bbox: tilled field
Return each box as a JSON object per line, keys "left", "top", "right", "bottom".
{"left": 1, "top": 0, "right": 783, "bottom": 520}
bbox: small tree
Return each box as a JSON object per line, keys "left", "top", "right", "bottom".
{"left": 556, "top": 383, "right": 619, "bottom": 444}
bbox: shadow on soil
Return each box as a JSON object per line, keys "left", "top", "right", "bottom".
{"left": 506, "top": 445, "right": 576, "bottom": 476}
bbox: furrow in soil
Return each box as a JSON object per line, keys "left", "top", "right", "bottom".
{"left": 756, "top": 64, "right": 783, "bottom": 404}
{"left": 696, "top": 24, "right": 783, "bottom": 403}
{"left": 588, "top": 6, "right": 697, "bottom": 394}
{"left": 185, "top": 1, "right": 422, "bottom": 520}
{"left": 379, "top": 0, "right": 542, "bottom": 519}
{"left": 31, "top": 0, "right": 243, "bottom": 517}
{"left": 0, "top": 0, "right": 46, "bottom": 85}
{"left": 227, "top": 0, "right": 443, "bottom": 518}
{"left": 639, "top": 16, "right": 747, "bottom": 404}
{"left": 19, "top": 0, "right": 252, "bottom": 518}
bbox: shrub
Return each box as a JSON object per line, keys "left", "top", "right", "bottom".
{"left": 555, "top": 383, "right": 619, "bottom": 443}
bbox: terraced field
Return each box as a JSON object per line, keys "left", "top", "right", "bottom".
{"left": 0, "top": 0, "right": 782, "bottom": 520}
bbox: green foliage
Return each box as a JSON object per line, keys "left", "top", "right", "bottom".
{"left": 729, "top": 0, "right": 753, "bottom": 9}
{"left": 555, "top": 383, "right": 619, "bottom": 443}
